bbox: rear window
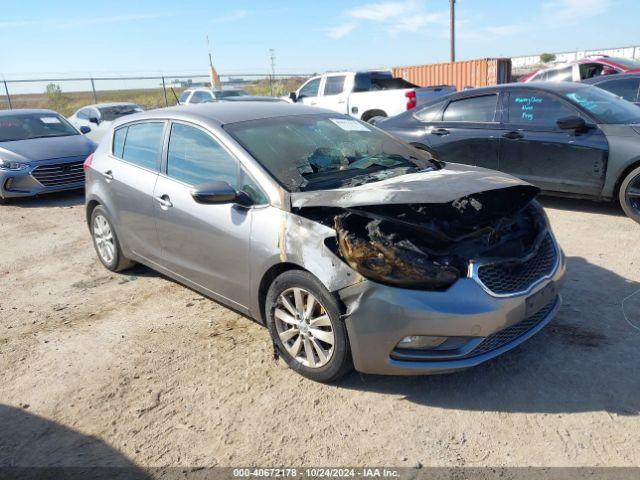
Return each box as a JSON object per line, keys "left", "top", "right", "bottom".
{"left": 178, "top": 91, "right": 191, "bottom": 103}
{"left": 99, "top": 105, "right": 143, "bottom": 121}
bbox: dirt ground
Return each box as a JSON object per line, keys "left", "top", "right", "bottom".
{"left": 0, "top": 191, "right": 639, "bottom": 468}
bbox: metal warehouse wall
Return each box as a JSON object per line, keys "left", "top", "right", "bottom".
{"left": 393, "top": 58, "right": 512, "bottom": 91}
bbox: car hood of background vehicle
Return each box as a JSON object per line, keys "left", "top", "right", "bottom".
{"left": 0, "top": 135, "right": 95, "bottom": 163}
{"left": 290, "top": 163, "right": 533, "bottom": 209}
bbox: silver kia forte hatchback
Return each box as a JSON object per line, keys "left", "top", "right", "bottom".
{"left": 85, "top": 102, "right": 565, "bottom": 382}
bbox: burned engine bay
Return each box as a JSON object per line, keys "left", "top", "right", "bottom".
{"left": 296, "top": 185, "right": 547, "bottom": 291}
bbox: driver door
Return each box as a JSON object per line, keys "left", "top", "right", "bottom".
{"left": 296, "top": 77, "right": 322, "bottom": 106}
{"left": 153, "top": 122, "right": 254, "bottom": 310}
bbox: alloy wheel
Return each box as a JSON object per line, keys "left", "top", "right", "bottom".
{"left": 93, "top": 214, "right": 115, "bottom": 265}
{"left": 625, "top": 173, "right": 640, "bottom": 216}
{"left": 274, "top": 287, "right": 335, "bottom": 368}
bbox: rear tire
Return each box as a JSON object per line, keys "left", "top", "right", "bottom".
{"left": 618, "top": 166, "right": 640, "bottom": 225}
{"left": 90, "top": 205, "right": 135, "bottom": 272}
{"left": 265, "top": 270, "right": 352, "bottom": 383}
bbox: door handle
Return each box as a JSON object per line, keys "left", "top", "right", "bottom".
{"left": 502, "top": 131, "right": 524, "bottom": 140}
{"left": 154, "top": 194, "right": 173, "bottom": 209}
{"left": 430, "top": 128, "right": 450, "bottom": 136}
{"left": 102, "top": 170, "right": 113, "bottom": 181}
{"left": 337, "top": 99, "right": 346, "bottom": 104}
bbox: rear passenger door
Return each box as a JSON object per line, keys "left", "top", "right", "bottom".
{"left": 499, "top": 89, "right": 608, "bottom": 195}
{"left": 421, "top": 93, "right": 502, "bottom": 170}
{"left": 109, "top": 121, "right": 165, "bottom": 262}
{"left": 152, "top": 122, "right": 258, "bottom": 310}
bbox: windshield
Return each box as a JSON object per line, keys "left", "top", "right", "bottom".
{"left": 98, "top": 105, "right": 143, "bottom": 121}
{"left": 0, "top": 112, "right": 78, "bottom": 142}
{"left": 564, "top": 87, "right": 640, "bottom": 124}
{"left": 225, "top": 114, "right": 439, "bottom": 191}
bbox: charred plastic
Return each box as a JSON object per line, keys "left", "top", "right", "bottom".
{"left": 298, "top": 185, "right": 546, "bottom": 291}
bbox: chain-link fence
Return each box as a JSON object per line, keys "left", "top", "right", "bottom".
{"left": 1, "top": 74, "right": 311, "bottom": 117}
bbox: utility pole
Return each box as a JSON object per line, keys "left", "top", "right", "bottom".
{"left": 450, "top": 0, "right": 456, "bottom": 63}
{"left": 269, "top": 49, "right": 276, "bottom": 96}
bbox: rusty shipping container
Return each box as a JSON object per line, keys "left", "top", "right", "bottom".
{"left": 393, "top": 58, "right": 512, "bottom": 91}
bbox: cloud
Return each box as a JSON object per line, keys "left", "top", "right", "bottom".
{"left": 210, "top": 10, "right": 250, "bottom": 24}
{"left": 324, "top": 0, "right": 446, "bottom": 38}
{"left": 324, "top": 22, "right": 358, "bottom": 39}
{"left": 542, "top": 0, "right": 612, "bottom": 24}
{"left": 0, "top": 12, "right": 176, "bottom": 30}
{"left": 346, "top": 1, "right": 416, "bottom": 21}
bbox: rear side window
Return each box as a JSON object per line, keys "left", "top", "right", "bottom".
{"left": 323, "top": 76, "right": 346, "bottom": 96}
{"left": 112, "top": 127, "right": 127, "bottom": 157}
{"left": 178, "top": 91, "right": 191, "bottom": 103}
{"left": 508, "top": 91, "right": 576, "bottom": 127}
{"left": 415, "top": 101, "right": 445, "bottom": 122}
{"left": 443, "top": 95, "right": 497, "bottom": 122}
{"left": 597, "top": 78, "right": 640, "bottom": 103}
{"left": 167, "top": 123, "right": 238, "bottom": 186}
{"left": 120, "top": 122, "right": 164, "bottom": 170}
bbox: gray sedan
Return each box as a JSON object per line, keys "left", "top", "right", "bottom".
{"left": 85, "top": 102, "right": 565, "bottom": 382}
{"left": 0, "top": 109, "right": 96, "bottom": 201}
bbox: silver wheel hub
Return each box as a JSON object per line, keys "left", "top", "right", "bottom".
{"left": 274, "top": 287, "right": 335, "bottom": 369}
{"left": 93, "top": 214, "right": 115, "bottom": 265}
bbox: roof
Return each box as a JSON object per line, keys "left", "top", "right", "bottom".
{"left": 80, "top": 102, "right": 140, "bottom": 109}
{"left": 446, "top": 81, "right": 593, "bottom": 98}
{"left": 121, "top": 102, "right": 332, "bottom": 126}
{"left": 0, "top": 108, "right": 58, "bottom": 117}
{"left": 582, "top": 72, "right": 640, "bottom": 84}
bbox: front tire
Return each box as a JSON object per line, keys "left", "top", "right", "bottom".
{"left": 265, "top": 270, "right": 352, "bottom": 383}
{"left": 90, "top": 205, "right": 135, "bottom": 272}
{"left": 619, "top": 166, "right": 640, "bottom": 224}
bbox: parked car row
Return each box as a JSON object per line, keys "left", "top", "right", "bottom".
{"left": 3, "top": 70, "right": 639, "bottom": 382}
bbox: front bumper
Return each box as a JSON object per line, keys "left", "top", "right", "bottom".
{"left": 0, "top": 157, "right": 85, "bottom": 199}
{"left": 340, "top": 244, "right": 566, "bottom": 376}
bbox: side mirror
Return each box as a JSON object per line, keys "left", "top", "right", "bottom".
{"left": 79, "top": 126, "right": 91, "bottom": 134}
{"left": 191, "top": 181, "right": 253, "bottom": 206}
{"left": 289, "top": 91, "right": 298, "bottom": 102}
{"left": 557, "top": 115, "right": 587, "bottom": 131}
{"left": 89, "top": 117, "right": 100, "bottom": 125}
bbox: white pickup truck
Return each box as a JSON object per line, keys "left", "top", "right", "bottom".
{"left": 288, "top": 70, "right": 455, "bottom": 122}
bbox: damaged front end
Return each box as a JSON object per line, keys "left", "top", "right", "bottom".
{"left": 300, "top": 184, "right": 546, "bottom": 292}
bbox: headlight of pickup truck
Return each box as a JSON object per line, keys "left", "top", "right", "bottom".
{"left": 0, "top": 158, "right": 29, "bottom": 171}
{"left": 335, "top": 216, "right": 459, "bottom": 290}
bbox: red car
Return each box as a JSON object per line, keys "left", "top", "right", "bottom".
{"left": 519, "top": 55, "right": 640, "bottom": 83}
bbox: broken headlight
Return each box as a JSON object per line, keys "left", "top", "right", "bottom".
{"left": 335, "top": 215, "right": 459, "bottom": 290}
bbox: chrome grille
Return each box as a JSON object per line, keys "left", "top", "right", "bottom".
{"left": 476, "top": 234, "right": 557, "bottom": 295}
{"left": 463, "top": 298, "right": 557, "bottom": 358}
{"left": 32, "top": 160, "right": 85, "bottom": 187}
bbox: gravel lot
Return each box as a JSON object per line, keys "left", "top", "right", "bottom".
{"left": 0, "top": 191, "right": 639, "bottom": 468}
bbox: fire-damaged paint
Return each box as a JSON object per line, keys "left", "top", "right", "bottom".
{"left": 86, "top": 103, "right": 565, "bottom": 378}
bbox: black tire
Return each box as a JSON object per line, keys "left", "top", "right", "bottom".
{"left": 618, "top": 166, "right": 640, "bottom": 225}
{"left": 265, "top": 270, "right": 353, "bottom": 383}
{"left": 361, "top": 110, "right": 387, "bottom": 123}
{"left": 90, "top": 205, "right": 135, "bottom": 272}
{"left": 0, "top": 197, "right": 8, "bottom": 205}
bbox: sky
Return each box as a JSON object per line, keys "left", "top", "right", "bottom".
{"left": 0, "top": 0, "right": 639, "bottom": 79}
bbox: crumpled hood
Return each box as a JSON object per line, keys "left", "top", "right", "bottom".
{"left": 0, "top": 135, "right": 95, "bottom": 163}
{"left": 290, "top": 162, "right": 534, "bottom": 209}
